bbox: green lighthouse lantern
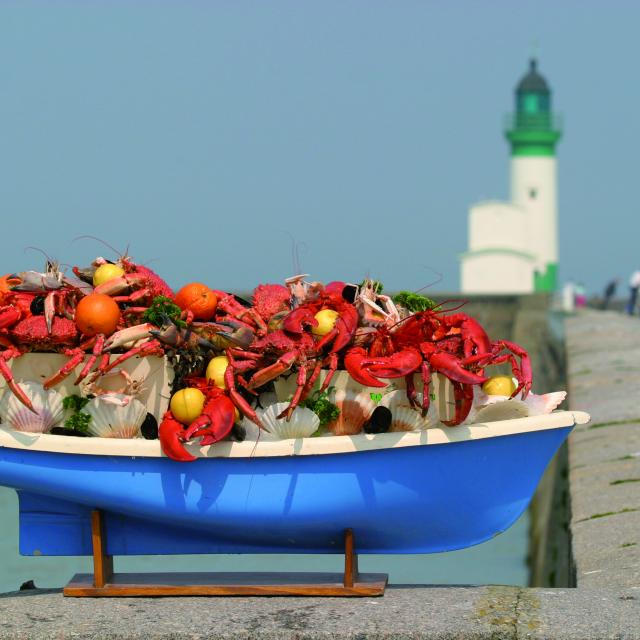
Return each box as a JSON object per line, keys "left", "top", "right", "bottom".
{"left": 506, "top": 59, "right": 561, "bottom": 156}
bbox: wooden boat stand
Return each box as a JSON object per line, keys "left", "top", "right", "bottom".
{"left": 63, "top": 510, "right": 388, "bottom": 597}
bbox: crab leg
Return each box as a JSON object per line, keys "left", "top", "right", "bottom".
{"left": 302, "top": 358, "right": 323, "bottom": 397}
{"left": 246, "top": 351, "right": 297, "bottom": 390}
{"left": 43, "top": 346, "right": 91, "bottom": 390}
{"left": 74, "top": 334, "right": 106, "bottom": 385}
{"left": 277, "top": 361, "right": 309, "bottom": 420}
{"left": 0, "top": 349, "right": 35, "bottom": 411}
{"left": 99, "top": 339, "right": 164, "bottom": 375}
{"left": 223, "top": 366, "right": 262, "bottom": 427}
{"left": 318, "top": 352, "right": 339, "bottom": 393}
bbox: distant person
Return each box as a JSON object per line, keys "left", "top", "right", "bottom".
{"left": 626, "top": 270, "right": 640, "bottom": 315}
{"left": 574, "top": 283, "right": 587, "bottom": 308}
{"left": 562, "top": 281, "right": 575, "bottom": 313}
{"left": 601, "top": 278, "right": 619, "bottom": 310}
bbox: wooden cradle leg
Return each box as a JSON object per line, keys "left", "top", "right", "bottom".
{"left": 91, "top": 510, "right": 113, "bottom": 588}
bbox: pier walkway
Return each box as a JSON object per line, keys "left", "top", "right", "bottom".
{"left": 0, "top": 309, "right": 638, "bottom": 639}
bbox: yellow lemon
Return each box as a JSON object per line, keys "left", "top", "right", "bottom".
{"left": 93, "top": 263, "right": 125, "bottom": 287}
{"left": 482, "top": 375, "right": 516, "bottom": 396}
{"left": 312, "top": 309, "right": 339, "bottom": 336}
{"left": 206, "top": 355, "right": 229, "bottom": 389}
{"left": 170, "top": 388, "right": 205, "bottom": 424}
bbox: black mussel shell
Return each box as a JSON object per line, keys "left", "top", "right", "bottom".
{"left": 29, "top": 296, "right": 46, "bottom": 316}
{"left": 230, "top": 423, "right": 246, "bottom": 442}
{"left": 364, "top": 406, "right": 392, "bottom": 434}
{"left": 342, "top": 284, "right": 358, "bottom": 304}
{"left": 49, "top": 427, "right": 89, "bottom": 437}
{"left": 141, "top": 413, "right": 159, "bottom": 440}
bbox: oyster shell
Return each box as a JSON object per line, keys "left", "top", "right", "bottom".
{"left": 84, "top": 394, "right": 147, "bottom": 438}
{"left": 0, "top": 381, "right": 64, "bottom": 434}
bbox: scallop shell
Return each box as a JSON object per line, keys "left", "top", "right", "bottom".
{"left": 389, "top": 406, "right": 430, "bottom": 432}
{"left": 523, "top": 391, "right": 567, "bottom": 416}
{"left": 258, "top": 391, "right": 278, "bottom": 409}
{"left": 260, "top": 402, "right": 320, "bottom": 439}
{"left": 0, "top": 381, "right": 65, "bottom": 434}
{"left": 328, "top": 389, "right": 375, "bottom": 436}
{"left": 240, "top": 411, "right": 279, "bottom": 442}
{"left": 473, "top": 400, "right": 529, "bottom": 423}
{"left": 380, "top": 389, "right": 438, "bottom": 428}
{"left": 84, "top": 394, "right": 147, "bottom": 438}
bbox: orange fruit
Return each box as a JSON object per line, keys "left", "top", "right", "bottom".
{"left": 174, "top": 283, "right": 218, "bottom": 320}
{"left": 75, "top": 294, "right": 121, "bottom": 336}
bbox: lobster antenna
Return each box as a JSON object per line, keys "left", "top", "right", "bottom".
{"left": 72, "top": 235, "right": 124, "bottom": 260}
{"left": 23, "top": 246, "right": 57, "bottom": 271}
{"left": 433, "top": 299, "right": 468, "bottom": 313}
{"left": 414, "top": 265, "right": 443, "bottom": 294}
{"left": 294, "top": 240, "right": 308, "bottom": 276}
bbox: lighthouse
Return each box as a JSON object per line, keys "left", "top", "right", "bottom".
{"left": 460, "top": 59, "right": 562, "bottom": 293}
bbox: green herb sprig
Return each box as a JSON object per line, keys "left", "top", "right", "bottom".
{"left": 64, "top": 411, "right": 91, "bottom": 433}
{"left": 62, "top": 395, "right": 89, "bottom": 413}
{"left": 301, "top": 388, "right": 340, "bottom": 428}
{"left": 393, "top": 291, "right": 437, "bottom": 313}
{"left": 62, "top": 395, "right": 91, "bottom": 433}
{"left": 143, "top": 296, "right": 186, "bottom": 328}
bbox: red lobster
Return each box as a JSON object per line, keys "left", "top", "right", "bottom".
{"left": 345, "top": 310, "right": 531, "bottom": 426}
{"left": 158, "top": 378, "right": 238, "bottom": 462}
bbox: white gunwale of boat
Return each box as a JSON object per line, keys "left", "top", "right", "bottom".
{"left": 0, "top": 410, "right": 590, "bottom": 459}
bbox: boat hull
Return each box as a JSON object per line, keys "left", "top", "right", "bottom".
{"left": 0, "top": 425, "right": 572, "bottom": 555}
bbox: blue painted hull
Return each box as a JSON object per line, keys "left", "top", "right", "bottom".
{"left": 0, "top": 425, "right": 572, "bottom": 555}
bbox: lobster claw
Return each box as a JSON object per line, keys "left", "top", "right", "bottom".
{"left": 344, "top": 348, "right": 388, "bottom": 388}
{"left": 192, "top": 320, "right": 255, "bottom": 350}
{"left": 440, "top": 381, "right": 474, "bottom": 427}
{"left": 183, "top": 393, "right": 236, "bottom": 447}
{"left": 158, "top": 410, "right": 197, "bottom": 462}
{"left": 427, "top": 352, "right": 488, "bottom": 386}
{"left": 363, "top": 348, "right": 423, "bottom": 379}
{"left": 282, "top": 307, "right": 318, "bottom": 335}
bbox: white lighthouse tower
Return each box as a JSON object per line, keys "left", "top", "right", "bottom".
{"left": 460, "top": 59, "right": 562, "bottom": 293}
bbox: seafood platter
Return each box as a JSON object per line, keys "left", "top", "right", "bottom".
{"left": 0, "top": 254, "right": 589, "bottom": 595}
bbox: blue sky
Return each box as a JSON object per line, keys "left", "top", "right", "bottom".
{"left": 0, "top": 1, "right": 637, "bottom": 294}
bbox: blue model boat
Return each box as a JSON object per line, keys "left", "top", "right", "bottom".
{"left": 0, "top": 410, "right": 588, "bottom": 557}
